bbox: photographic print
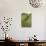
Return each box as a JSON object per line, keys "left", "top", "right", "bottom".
{"left": 21, "top": 12, "right": 32, "bottom": 27}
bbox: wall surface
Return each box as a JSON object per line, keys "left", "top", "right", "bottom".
{"left": 0, "top": 0, "right": 46, "bottom": 40}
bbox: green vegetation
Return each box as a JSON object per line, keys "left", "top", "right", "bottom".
{"left": 21, "top": 13, "right": 32, "bottom": 27}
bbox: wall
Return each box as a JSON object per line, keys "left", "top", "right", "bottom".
{"left": 0, "top": 0, "right": 46, "bottom": 40}
{"left": 44, "top": 16, "right": 46, "bottom": 40}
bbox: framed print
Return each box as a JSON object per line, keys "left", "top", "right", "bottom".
{"left": 21, "top": 12, "right": 32, "bottom": 27}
